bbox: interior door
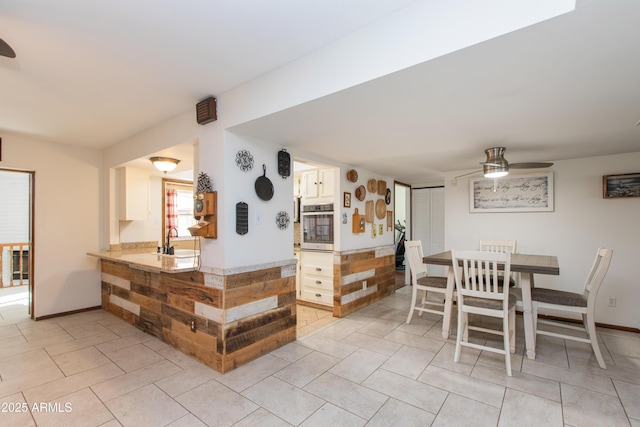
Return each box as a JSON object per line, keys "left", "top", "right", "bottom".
{"left": 412, "top": 186, "right": 445, "bottom": 277}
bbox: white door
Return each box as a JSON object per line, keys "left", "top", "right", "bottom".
{"left": 411, "top": 187, "right": 445, "bottom": 277}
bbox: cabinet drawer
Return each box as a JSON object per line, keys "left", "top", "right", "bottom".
{"left": 301, "top": 289, "right": 333, "bottom": 306}
{"left": 301, "top": 264, "right": 332, "bottom": 278}
{"left": 302, "top": 275, "right": 333, "bottom": 292}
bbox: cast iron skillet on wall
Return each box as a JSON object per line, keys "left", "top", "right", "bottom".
{"left": 255, "top": 164, "right": 274, "bottom": 201}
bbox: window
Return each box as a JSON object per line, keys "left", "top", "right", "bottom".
{"left": 162, "top": 179, "right": 196, "bottom": 242}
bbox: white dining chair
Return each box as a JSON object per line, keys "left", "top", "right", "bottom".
{"left": 480, "top": 239, "right": 520, "bottom": 308}
{"left": 405, "top": 240, "right": 454, "bottom": 339}
{"left": 452, "top": 249, "right": 517, "bottom": 376}
{"left": 532, "top": 247, "right": 613, "bottom": 369}
{"left": 479, "top": 240, "right": 517, "bottom": 254}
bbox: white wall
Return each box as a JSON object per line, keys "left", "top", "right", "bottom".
{"left": 444, "top": 152, "right": 640, "bottom": 329}
{"left": 1, "top": 134, "right": 102, "bottom": 318}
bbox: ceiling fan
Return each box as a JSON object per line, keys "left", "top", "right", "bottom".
{"left": 452, "top": 146, "right": 553, "bottom": 185}
{"left": 0, "top": 38, "right": 16, "bottom": 58}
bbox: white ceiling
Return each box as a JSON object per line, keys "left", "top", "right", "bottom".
{"left": 1, "top": 0, "right": 640, "bottom": 184}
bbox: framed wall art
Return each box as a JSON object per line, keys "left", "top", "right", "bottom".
{"left": 343, "top": 192, "right": 351, "bottom": 208}
{"left": 603, "top": 173, "right": 640, "bottom": 198}
{"left": 470, "top": 172, "right": 554, "bottom": 213}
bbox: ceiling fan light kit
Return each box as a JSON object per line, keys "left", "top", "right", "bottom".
{"left": 483, "top": 147, "right": 509, "bottom": 178}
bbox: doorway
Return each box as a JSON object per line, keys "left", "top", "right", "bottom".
{"left": 0, "top": 169, "right": 34, "bottom": 320}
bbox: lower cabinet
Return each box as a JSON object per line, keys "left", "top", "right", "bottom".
{"left": 299, "top": 250, "right": 334, "bottom": 307}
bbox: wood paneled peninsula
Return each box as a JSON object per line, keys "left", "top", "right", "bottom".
{"left": 88, "top": 242, "right": 296, "bottom": 373}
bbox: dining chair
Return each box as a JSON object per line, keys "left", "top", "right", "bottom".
{"left": 479, "top": 240, "right": 517, "bottom": 254}
{"left": 532, "top": 247, "right": 613, "bottom": 369}
{"left": 405, "top": 240, "right": 454, "bottom": 338}
{"left": 452, "top": 249, "right": 517, "bottom": 376}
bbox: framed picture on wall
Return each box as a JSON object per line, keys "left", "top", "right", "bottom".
{"left": 603, "top": 173, "right": 640, "bottom": 198}
{"left": 343, "top": 192, "right": 351, "bottom": 208}
{"left": 470, "top": 172, "right": 554, "bottom": 213}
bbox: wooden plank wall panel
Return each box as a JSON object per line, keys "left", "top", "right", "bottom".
{"left": 335, "top": 247, "right": 395, "bottom": 318}
{"left": 100, "top": 259, "right": 296, "bottom": 374}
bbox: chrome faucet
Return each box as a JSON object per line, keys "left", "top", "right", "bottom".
{"left": 164, "top": 228, "right": 178, "bottom": 254}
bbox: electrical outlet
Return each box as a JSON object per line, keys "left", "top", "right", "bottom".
{"left": 608, "top": 297, "right": 616, "bottom": 307}
{"left": 190, "top": 320, "right": 196, "bottom": 332}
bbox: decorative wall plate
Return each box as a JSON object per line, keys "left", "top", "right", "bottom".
{"left": 235, "top": 149, "right": 254, "bottom": 172}
{"left": 276, "top": 211, "right": 290, "bottom": 230}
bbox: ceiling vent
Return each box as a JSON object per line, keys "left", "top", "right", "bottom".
{"left": 196, "top": 97, "right": 217, "bottom": 125}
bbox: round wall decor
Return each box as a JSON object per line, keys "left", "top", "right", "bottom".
{"left": 235, "top": 149, "right": 254, "bottom": 172}
{"left": 276, "top": 211, "right": 290, "bottom": 230}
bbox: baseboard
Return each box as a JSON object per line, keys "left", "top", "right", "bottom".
{"left": 34, "top": 305, "right": 102, "bottom": 321}
{"left": 514, "top": 311, "right": 640, "bottom": 334}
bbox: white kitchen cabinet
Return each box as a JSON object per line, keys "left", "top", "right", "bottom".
{"left": 299, "top": 250, "right": 334, "bottom": 307}
{"left": 301, "top": 168, "right": 334, "bottom": 199}
{"left": 118, "top": 167, "right": 150, "bottom": 221}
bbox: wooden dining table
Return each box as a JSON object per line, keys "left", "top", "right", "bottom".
{"left": 423, "top": 250, "right": 560, "bottom": 359}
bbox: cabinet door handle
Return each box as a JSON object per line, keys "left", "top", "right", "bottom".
{"left": 316, "top": 280, "right": 322, "bottom": 284}
{"left": 315, "top": 267, "right": 322, "bottom": 271}
{"left": 315, "top": 293, "right": 321, "bottom": 297}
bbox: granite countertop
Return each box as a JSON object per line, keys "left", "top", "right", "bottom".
{"left": 88, "top": 242, "right": 200, "bottom": 273}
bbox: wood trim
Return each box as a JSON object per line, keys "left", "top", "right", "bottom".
{"left": 34, "top": 305, "right": 102, "bottom": 321}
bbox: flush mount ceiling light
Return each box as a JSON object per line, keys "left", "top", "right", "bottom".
{"left": 483, "top": 147, "right": 509, "bottom": 178}
{"left": 150, "top": 157, "right": 180, "bottom": 173}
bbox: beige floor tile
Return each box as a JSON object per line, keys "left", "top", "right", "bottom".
{"left": 304, "top": 372, "right": 388, "bottom": 419}
{"left": 498, "top": 388, "right": 562, "bottom": 427}
{"left": 106, "top": 383, "right": 188, "bottom": 427}
{"left": 299, "top": 403, "right": 365, "bottom": 427}
{"left": 270, "top": 341, "right": 314, "bottom": 363}
{"left": 234, "top": 408, "right": 292, "bottom": 427}
{"left": 31, "top": 387, "right": 114, "bottom": 427}
{"left": 51, "top": 346, "right": 112, "bottom": 376}
{"left": 340, "top": 331, "right": 403, "bottom": 356}
{"left": 242, "top": 376, "right": 325, "bottom": 425}
{"left": 613, "top": 379, "right": 640, "bottom": 420}
{"left": 433, "top": 393, "right": 499, "bottom": 427}
{"left": 471, "top": 361, "right": 561, "bottom": 402}
{"left": 384, "top": 329, "right": 446, "bottom": 353}
{"left": 44, "top": 332, "right": 120, "bottom": 357}
{"left": 155, "top": 364, "right": 221, "bottom": 397}
{"left": 328, "top": 348, "right": 389, "bottom": 383}
{"left": 0, "top": 365, "right": 64, "bottom": 398}
{"left": 61, "top": 321, "right": 113, "bottom": 340}
{"left": 217, "top": 353, "right": 291, "bottom": 393}
{"left": 24, "top": 362, "right": 123, "bottom": 404}
{"left": 361, "top": 369, "right": 447, "bottom": 415}
{"left": 0, "top": 391, "right": 37, "bottom": 427}
{"left": 298, "top": 334, "right": 359, "bottom": 359}
{"left": 274, "top": 351, "right": 339, "bottom": 388}
{"left": 101, "top": 343, "right": 166, "bottom": 372}
{"left": 368, "top": 397, "right": 435, "bottom": 427}
{"left": 166, "top": 413, "right": 208, "bottom": 427}
{"left": 379, "top": 345, "right": 436, "bottom": 380}
{"left": 94, "top": 332, "right": 156, "bottom": 354}
{"left": 430, "top": 341, "right": 482, "bottom": 376}
{"left": 90, "top": 359, "right": 182, "bottom": 402}
{"left": 418, "top": 365, "right": 505, "bottom": 408}
{"left": 521, "top": 358, "right": 617, "bottom": 396}
{"left": 175, "top": 379, "right": 258, "bottom": 426}
{"left": 561, "top": 383, "right": 629, "bottom": 427}
{"left": 0, "top": 349, "right": 58, "bottom": 380}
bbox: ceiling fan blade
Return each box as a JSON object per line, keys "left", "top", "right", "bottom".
{"left": 509, "top": 162, "right": 554, "bottom": 169}
{"left": 0, "top": 38, "right": 16, "bottom": 58}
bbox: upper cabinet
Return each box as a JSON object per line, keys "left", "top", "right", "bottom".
{"left": 301, "top": 168, "right": 335, "bottom": 200}
{"left": 118, "top": 167, "right": 149, "bottom": 221}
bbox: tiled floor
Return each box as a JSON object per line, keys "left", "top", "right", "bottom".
{"left": 1, "top": 284, "right": 639, "bottom": 426}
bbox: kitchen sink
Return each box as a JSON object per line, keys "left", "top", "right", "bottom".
{"left": 152, "top": 249, "right": 200, "bottom": 258}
